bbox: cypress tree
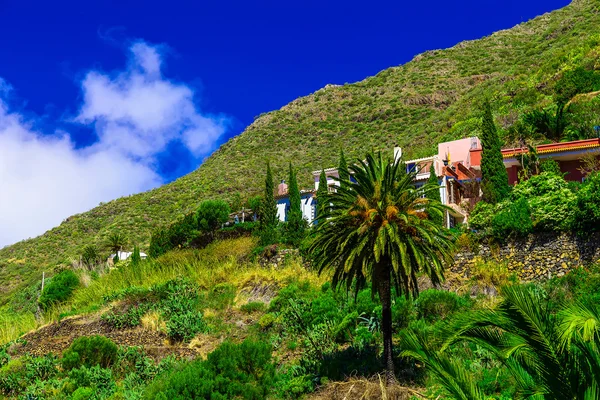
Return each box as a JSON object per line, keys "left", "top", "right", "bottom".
{"left": 316, "top": 169, "right": 329, "bottom": 222}
{"left": 131, "top": 245, "right": 141, "bottom": 265}
{"left": 426, "top": 163, "right": 443, "bottom": 225}
{"left": 338, "top": 149, "right": 350, "bottom": 186}
{"left": 285, "top": 163, "right": 305, "bottom": 244}
{"left": 260, "top": 162, "right": 278, "bottom": 244}
{"left": 480, "top": 101, "right": 510, "bottom": 204}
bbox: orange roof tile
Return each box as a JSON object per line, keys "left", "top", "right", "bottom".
{"left": 502, "top": 138, "right": 600, "bottom": 159}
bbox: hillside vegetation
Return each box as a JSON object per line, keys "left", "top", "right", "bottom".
{"left": 2, "top": 0, "right": 600, "bottom": 303}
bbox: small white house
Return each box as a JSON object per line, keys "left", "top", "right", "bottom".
{"left": 109, "top": 250, "right": 148, "bottom": 261}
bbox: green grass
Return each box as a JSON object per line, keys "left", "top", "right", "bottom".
{"left": 1, "top": 0, "right": 600, "bottom": 307}
{"left": 0, "top": 237, "right": 328, "bottom": 345}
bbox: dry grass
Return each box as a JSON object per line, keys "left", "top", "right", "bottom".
{"left": 141, "top": 311, "right": 166, "bottom": 332}
{"left": 470, "top": 257, "right": 514, "bottom": 288}
{"left": 307, "top": 376, "right": 426, "bottom": 400}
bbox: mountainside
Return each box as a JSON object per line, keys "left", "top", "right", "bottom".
{"left": 1, "top": 0, "right": 599, "bottom": 302}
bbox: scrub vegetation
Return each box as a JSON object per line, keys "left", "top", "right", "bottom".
{"left": 1, "top": 1, "right": 600, "bottom": 398}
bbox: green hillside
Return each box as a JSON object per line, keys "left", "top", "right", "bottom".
{"left": 2, "top": 0, "right": 600, "bottom": 302}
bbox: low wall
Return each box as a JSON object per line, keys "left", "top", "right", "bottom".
{"left": 453, "top": 232, "right": 600, "bottom": 280}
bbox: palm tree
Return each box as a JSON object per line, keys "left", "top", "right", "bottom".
{"left": 309, "top": 151, "right": 455, "bottom": 383}
{"left": 106, "top": 233, "right": 127, "bottom": 261}
{"left": 400, "top": 285, "right": 600, "bottom": 399}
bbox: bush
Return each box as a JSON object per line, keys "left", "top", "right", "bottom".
{"left": 38, "top": 270, "right": 80, "bottom": 310}
{"left": 511, "top": 172, "right": 576, "bottom": 231}
{"left": 468, "top": 201, "right": 496, "bottom": 232}
{"left": 165, "top": 311, "right": 206, "bottom": 342}
{"left": 102, "top": 304, "right": 150, "bottom": 329}
{"left": 491, "top": 198, "right": 532, "bottom": 239}
{"left": 197, "top": 200, "right": 231, "bottom": 233}
{"left": 62, "top": 335, "right": 118, "bottom": 371}
{"left": 258, "top": 314, "right": 277, "bottom": 331}
{"left": 145, "top": 339, "right": 275, "bottom": 400}
{"left": 0, "top": 358, "right": 27, "bottom": 395}
{"left": 572, "top": 172, "right": 600, "bottom": 232}
{"left": 241, "top": 302, "right": 267, "bottom": 313}
{"left": 67, "top": 365, "right": 115, "bottom": 398}
{"left": 414, "top": 289, "right": 471, "bottom": 322}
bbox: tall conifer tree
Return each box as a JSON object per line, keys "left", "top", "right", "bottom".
{"left": 426, "top": 163, "right": 443, "bottom": 225}
{"left": 285, "top": 163, "right": 305, "bottom": 244}
{"left": 260, "top": 162, "right": 278, "bottom": 244}
{"left": 338, "top": 149, "right": 350, "bottom": 186}
{"left": 480, "top": 101, "right": 510, "bottom": 203}
{"left": 316, "top": 169, "right": 329, "bottom": 222}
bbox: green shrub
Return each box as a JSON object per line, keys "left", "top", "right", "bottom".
{"left": 240, "top": 301, "right": 267, "bottom": 313}
{"left": 38, "top": 270, "right": 80, "bottom": 310}
{"left": 573, "top": 172, "right": 600, "bottom": 232}
{"left": 102, "top": 304, "right": 150, "bottom": 329}
{"left": 415, "top": 289, "right": 471, "bottom": 322}
{"left": 0, "top": 358, "right": 27, "bottom": 395}
{"left": 145, "top": 339, "right": 275, "bottom": 399}
{"left": 62, "top": 335, "right": 118, "bottom": 371}
{"left": 511, "top": 172, "right": 576, "bottom": 231}
{"left": 491, "top": 198, "right": 532, "bottom": 239}
{"left": 391, "top": 296, "right": 415, "bottom": 330}
{"left": 165, "top": 311, "right": 206, "bottom": 342}
{"left": 197, "top": 200, "right": 231, "bottom": 233}
{"left": 71, "top": 386, "right": 94, "bottom": 400}
{"left": 67, "top": 365, "right": 115, "bottom": 398}
{"left": 468, "top": 201, "right": 496, "bottom": 232}
{"left": 258, "top": 314, "right": 277, "bottom": 331}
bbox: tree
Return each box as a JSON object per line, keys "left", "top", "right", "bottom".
{"left": 577, "top": 152, "right": 600, "bottom": 177}
{"left": 480, "top": 101, "right": 510, "bottom": 203}
{"left": 400, "top": 286, "right": 600, "bottom": 399}
{"left": 260, "top": 162, "right": 278, "bottom": 245}
{"left": 523, "top": 105, "right": 569, "bottom": 142}
{"left": 197, "top": 200, "right": 231, "bottom": 235}
{"left": 131, "top": 245, "right": 142, "bottom": 265}
{"left": 106, "top": 233, "right": 127, "bottom": 262}
{"left": 316, "top": 169, "right": 329, "bottom": 223}
{"left": 246, "top": 195, "right": 262, "bottom": 222}
{"left": 230, "top": 193, "right": 242, "bottom": 213}
{"left": 426, "top": 163, "right": 443, "bottom": 225}
{"left": 283, "top": 163, "right": 305, "bottom": 245}
{"left": 82, "top": 245, "right": 99, "bottom": 270}
{"left": 337, "top": 149, "right": 350, "bottom": 187}
{"left": 309, "top": 151, "right": 454, "bottom": 383}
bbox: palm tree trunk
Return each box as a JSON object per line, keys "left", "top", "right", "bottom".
{"left": 376, "top": 263, "right": 395, "bottom": 384}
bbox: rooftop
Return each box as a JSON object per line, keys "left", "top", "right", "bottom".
{"left": 502, "top": 138, "right": 600, "bottom": 158}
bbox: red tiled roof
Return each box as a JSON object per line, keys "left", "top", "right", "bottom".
{"left": 502, "top": 138, "right": 600, "bottom": 159}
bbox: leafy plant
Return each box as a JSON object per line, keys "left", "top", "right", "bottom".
{"left": 62, "top": 335, "right": 118, "bottom": 371}
{"left": 38, "top": 270, "right": 80, "bottom": 310}
{"left": 491, "top": 198, "right": 532, "bottom": 239}
{"left": 145, "top": 339, "right": 275, "bottom": 399}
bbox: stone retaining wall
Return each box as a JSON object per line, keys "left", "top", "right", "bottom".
{"left": 453, "top": 232, "right": 600, "bottom": 280}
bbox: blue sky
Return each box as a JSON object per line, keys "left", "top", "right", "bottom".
{"left": 0, "top": 0, "right": 570, "bottom": 246}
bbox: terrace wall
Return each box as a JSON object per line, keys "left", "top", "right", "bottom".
{"left": 453, "top": 232, "right": 600, "bottom": 281}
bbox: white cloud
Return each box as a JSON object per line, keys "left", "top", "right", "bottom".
{"left": 0, "top": 41, "right": 228, "bottom": 247}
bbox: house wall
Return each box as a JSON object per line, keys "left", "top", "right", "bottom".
{"left": 276, "top": 194, "right": 315, "bottom": 223}
{"left": 560, "top": 159, "right": 585, "bottom": 182}
{"left": 507, "top": 165, "right": 520, "bottom": 185}
{"left": 438, "top": 137, "right": 480, "bottom": 168}
{"left": 314, "top": 173, "right": 339, "bottom": 191}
